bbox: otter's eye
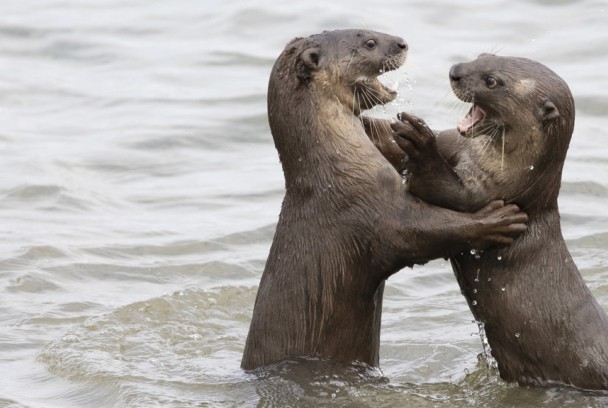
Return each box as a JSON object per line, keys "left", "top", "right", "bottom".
{"left": 485, "top": 76, "right": 498, "bottom": 89}
{"left": 365, "top": 39, "right": 377, "bottom": 49}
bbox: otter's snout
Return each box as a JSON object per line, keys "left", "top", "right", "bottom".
{"left": 389, "top": 37, "right": 408, "bottom": 56}
{"left": 449, "top": 64, "right": 463, "bottom": 82}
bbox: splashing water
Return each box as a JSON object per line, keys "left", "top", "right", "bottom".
{"left": 476, "top": 321, "right": 499, "bottom": 372}
{"left": 373, "top": 68, "right": 415, "bottom": 114}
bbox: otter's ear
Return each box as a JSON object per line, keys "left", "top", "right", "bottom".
{"left": 540, "top": 100, "right": 560, "bottom": 124}
{"left": 301, "top": 48, "right": 321, "bottom": 70}
{"left": 297, "top": 47, "right": 322, "bottom": 84}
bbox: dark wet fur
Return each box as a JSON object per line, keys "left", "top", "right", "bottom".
{"left": 241, "top": 33, "right": 528, "bottom": 370}
{"left": 375, "top": 54, "right": 608, "bottom": 390}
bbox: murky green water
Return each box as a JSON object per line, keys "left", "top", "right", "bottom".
{"left": 1, "top": 0, "right": 607, "bottom": 406}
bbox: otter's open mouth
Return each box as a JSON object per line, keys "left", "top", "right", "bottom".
{"left": 376, "top": 77, "right": 400, "bottom": 100}
{"left": 352, "top": 51, "right": 406, "bottom": 115}
{"left": 457, "top": 104, "right": 486, "bottom": 136}
{"left": 353, "top": 76, "right": 400, "bottom": 115}
{"left": 381, "top": 77, "right": 400, "bottom": 95}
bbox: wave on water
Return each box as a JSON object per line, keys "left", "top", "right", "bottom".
{"left": 38, "top": 286, "right": 255, "bottom": 403}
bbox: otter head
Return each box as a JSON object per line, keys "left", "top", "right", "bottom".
{"left": 449, "top": 54, "right": 575, "bottom": 158}
{"left": 275, "top": 29, "right": 407, "bottom": 116}
{"left": 450, "top": 54, "right": 576, "bottom": 209}
{"left": 268, "top": 30, "right": 407, "bottom": 184}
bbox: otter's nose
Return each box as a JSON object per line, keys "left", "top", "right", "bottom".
{"left": 397, "top": 40, "right": 408, "bottom": 51}
{"left": 449, "top": 64, "right": 462, "bottom": 82}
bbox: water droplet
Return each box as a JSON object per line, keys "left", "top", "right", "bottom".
{"left": 501, "top": 287, "right": 506, "bottom": 292}
{"left": 472, "top": 300, "right": 478, "bottom": 306}
{"left": 528, "top": 165, "right": 534, "bottom": 170}
{"left": 515, "top": 333, "right": 520, "bottom": 338}
{"left": 473, "top": 289, "right": 478, "bottom": 294}
{"left": 497, "top": 255, "right": 502, "bottom": 261}
{"left": 487, "top": 277, "right": 492, "bottom": 282}
{"left": 298, "top": 157, "right": 302, "bottom": 162}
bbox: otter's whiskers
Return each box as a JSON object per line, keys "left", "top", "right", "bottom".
{"left": 501, "top": 127, "right": 506, "bottom": 172}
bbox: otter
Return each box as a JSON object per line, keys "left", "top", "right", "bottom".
{"left": 373, "top": 54, "right": 608, "bottom": 389}
{"left": 241, "top": 33, "right": 528, "bottom": 371}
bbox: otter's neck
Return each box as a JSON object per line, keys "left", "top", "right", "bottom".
{"left": 470, "top": 130, "right": 565, "bottom": 215}
{"left": 270, "top": 92, "right": 379, "bottom": 194}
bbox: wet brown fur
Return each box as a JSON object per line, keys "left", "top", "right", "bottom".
{"left": 241, "top": 34, "right": 527, "bottom": 371}
{"left": 378, "top": 54, "right": 608, "bottom": 389}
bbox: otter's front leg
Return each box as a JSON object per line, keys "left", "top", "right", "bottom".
{"left": 390, "top": 112, "right": 480, "bottom": 212}
{"left": 374, "top": 198, "right": 528, "bottom": 279}
{"left": 361, "top": 116, "right": 407, "bottom": 173}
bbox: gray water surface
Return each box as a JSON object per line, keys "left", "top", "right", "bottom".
{"left": 1, "top": 1, "right": 608, "bottom": 407}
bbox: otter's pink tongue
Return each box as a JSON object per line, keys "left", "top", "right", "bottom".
{"left": 457, "top": 105, "right": 485, "bottom": 134}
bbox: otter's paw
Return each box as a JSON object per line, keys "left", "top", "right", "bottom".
{"left": 390, "top": 112, "right": 443, "bottom": 173}
{"left": 469, "top": 200, "right": 528, "bottom": 249}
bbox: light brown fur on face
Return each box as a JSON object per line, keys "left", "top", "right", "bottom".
{"left": 242, "top": 33, "right": 528, "bottom": 371}
{"left": 378, "top": 54, "right": 608, "bottom": 390}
